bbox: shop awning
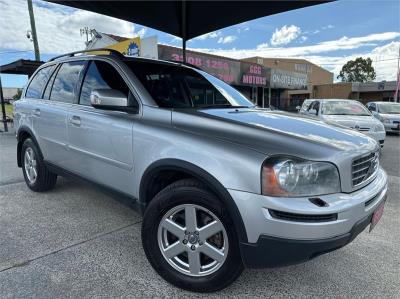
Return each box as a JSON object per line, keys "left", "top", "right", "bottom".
{"left": 0, "top": 59, "right": 44, "bottom": 77}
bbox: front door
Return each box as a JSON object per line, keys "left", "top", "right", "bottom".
{"left": 67, "top": 60, "right": 138, "bottom": 195}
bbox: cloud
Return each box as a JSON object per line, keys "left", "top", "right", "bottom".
{"left": 270, "top": 25, "right": 301, "bottom": 46}
{"left": 299, "top": 36, "right": 308, "bottom": 43}
{"left": 217, "top": 35, "right": 237, "bottom": 44}
{"left": 322, "top": 24, "right": 334, "bottom": 30}
{"left": 194, "top": 31, "right": 221, "bottom": 41}
{"left": 137, "top": 27, "right": 147, "bottom": 38}
{"left": 0, "top": 0, "right": 139, "bottom": 54}
{"left": 187, "top": 33, "right": 400, "bottom": 81}
{"left": 237, "top": 27, "right": 250, "bottom": 34}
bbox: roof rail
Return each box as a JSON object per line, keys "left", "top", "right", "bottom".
{"left": 166, "top": 60, "right": 202, "bottom": 70}
{"left": 49, "top": 48, "right": 125, "bottom": 62}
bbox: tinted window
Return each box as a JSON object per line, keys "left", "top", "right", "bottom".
{"left": 50, "top": 61, "right": 85, "bottom": 103}
{"left": 80, "top": 61, "right": 130, "bottom": 106}
{"left": 126, "top": 61, "right": 252, "bottom": 108}
{"left": 43, "top": 65, "right": 58, "bottom": 100}
{"left": 26, "top": 65, "right": 55, "bottom": 99}
{"left": 185, "top": 75, "right": 228, "bottom": 106}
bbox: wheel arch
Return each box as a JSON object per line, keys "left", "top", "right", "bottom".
{"left": 16, "top": 126, "right": 42, "bottom": 167}
{"left": 139, "top": 159, "right": 248, "bottom": 243}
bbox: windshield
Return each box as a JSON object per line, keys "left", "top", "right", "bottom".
{"left": 378, "top": 103, "right": 400, "bottom": 114}
{"left": 126, "top": 60, "right": 254, "bottom": 108}
{"left": 321, "top": 101, "right": 371, "bottom": 116}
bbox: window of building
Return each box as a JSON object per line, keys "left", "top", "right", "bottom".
{"left": 25, "top": 65, "right": 55, "bottom": 99}
{"left": 50, "top": 61, "right": 85, "bottom": 103}
{"left": 79, "top": 60, "right": 131, "bottom": 106}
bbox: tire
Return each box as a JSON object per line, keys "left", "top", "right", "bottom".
{"left": 141, "top": 179, "right": 243, "bottom": 292}
{"left": 21, "top": 138, "right": 57, "bottom": 192}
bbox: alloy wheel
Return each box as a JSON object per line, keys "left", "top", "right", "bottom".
{"left": 24, "top": 147, "right": 37, "bottom": 184}
{"left": 157, "top": 204, "right": 229, "bottom": 277}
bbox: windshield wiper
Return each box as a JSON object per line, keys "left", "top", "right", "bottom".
{"left": 196, "top": 104, "right": 250, "bottom": 109}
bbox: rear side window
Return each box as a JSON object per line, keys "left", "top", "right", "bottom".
{"left": 79, "top": 60, "right": 130, "bottom": 106}
{"left": 50, "top": 61, "right": 85, "bottom": 103}
{"left": 25, "top": 65, "right": 55, "bottom": 99}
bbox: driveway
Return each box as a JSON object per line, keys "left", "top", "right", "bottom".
{"left": 0, "top": 133, "right": 399, "bottom": 298}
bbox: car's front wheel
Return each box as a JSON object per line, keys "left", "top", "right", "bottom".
{"left": 141, "top": 179, "right": 243, "bottom": 292}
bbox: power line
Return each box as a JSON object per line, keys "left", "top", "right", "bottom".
{"left": 0, "top": 50, "right": 33, "bottom": 55}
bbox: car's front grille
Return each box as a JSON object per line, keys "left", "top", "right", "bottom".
{"left": 352, "top": 151, "right": 379, "bottom": 187}
{"left": 268, "top": 209, "right": 338, "bottom": 223}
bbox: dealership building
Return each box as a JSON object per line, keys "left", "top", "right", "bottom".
{"left": 85, "top": 32, "right": 398, "bottom": 109}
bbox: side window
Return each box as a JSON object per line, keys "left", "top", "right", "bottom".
{"left": 185, "top": 75, "right": 228, "bottom": 106}
{"left": 314, "top": 101, "right": 320, "bottom": 113}
{"left": 369, "top": 104, "right": 376, "bottom": 111}
{"left": 43, "top": 65, "right": 59, "bottom": 100}
{"left": 25, "top": 65, "right": 55, "bottom": 99}
{"left": 307, "top": 101, "right": 316, "bottom": 111}
{"left": 50, "top": 61, "right": 85, "bottom": 103}
{"left": 79, "top": 60, "right": 131, "bottom": 106}
{"left": 302, "top": 100, "right": 311, "bottom": 110}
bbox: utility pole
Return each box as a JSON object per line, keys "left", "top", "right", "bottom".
{"left": 0, "top": 76, "right": 8, "bottom": 132}
{"left": 394, "top": 46, "right": 400, "bottom": 103}
{"left": 27, "top": 0, "right": 40, "bottom": 61}
{"left": 80, "top": 27, "right": 94, "bottom": 46}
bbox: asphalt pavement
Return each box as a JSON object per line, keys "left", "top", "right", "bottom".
{"left": 0, "top": 132, "right": 399, "bottom": 298}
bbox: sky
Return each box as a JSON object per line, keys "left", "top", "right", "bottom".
{"left": 0, "top": 0, "right": 399, "bottom": 88}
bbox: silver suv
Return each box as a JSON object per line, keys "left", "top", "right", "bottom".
{"left": 13, "top": 49, "right": 388, "bottom": 292}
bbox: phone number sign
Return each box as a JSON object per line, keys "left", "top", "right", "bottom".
{"left": 158, "top": 46, "right": 242, "bottom": 84}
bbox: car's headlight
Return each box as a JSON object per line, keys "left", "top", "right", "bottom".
{"left": 380, "top": 116, "right": 390, "bottom": 123}
{"left": 261, "top": 157, "right": 341, "bottom": 197}
{"left": 374, "top": 122, "right": 385, "bottom": 132}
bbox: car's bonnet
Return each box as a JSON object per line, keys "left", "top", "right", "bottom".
{"left": 172, "top": 108, "right": 377, "bottom": 159}
{"left": 322, "top": 114, "right": 379, "bottom": 128}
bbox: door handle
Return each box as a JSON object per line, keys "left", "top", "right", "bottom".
{"left": 32, "top": 108, "right": 40, "bottom": 116}
{"left": 69, "top": 115, "right": 81, "bottom": 126}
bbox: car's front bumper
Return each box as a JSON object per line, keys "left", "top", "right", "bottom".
{"left": 383, "top": 122, "right": 400, "bottom": 133}
{"left": 229, "top": 167, "right": 387, "bottom": 268}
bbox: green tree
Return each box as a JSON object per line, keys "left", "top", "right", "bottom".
{"left": 13, "top": 89, "right": 22, "bottom": 100}
{"left": 337, "top": 57, "right": 376, "bottom": 83}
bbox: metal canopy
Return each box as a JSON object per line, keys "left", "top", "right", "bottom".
{"left": 48, "top": 0, "right": 331, "bottom": 59}
{"left": 0, "top": 59, "right": 44, "bottom": 132}
{"left": 0, "top": 59, "right": 44, "bottom": 77}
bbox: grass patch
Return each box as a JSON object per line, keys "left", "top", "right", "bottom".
{"left": 3, "top": 103, "right": 13, "bottom": 117}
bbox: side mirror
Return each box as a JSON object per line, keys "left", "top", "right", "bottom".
{"left": 90, "top": 89, "right": 137, "bottom": 113}
{"left": 295, "top": 105, "right": 301, "bottom": 111}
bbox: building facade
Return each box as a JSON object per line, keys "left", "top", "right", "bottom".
{"left": 312, "top": 81, "right": 399, "bottom": 103}
{"left": 90, "top": 33, "right": 400, "bottom": 109}
{"left": 158, "top": 45, "right": 332, "bottom": 110}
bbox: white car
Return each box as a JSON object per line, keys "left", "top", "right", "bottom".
{"left": 366, "top": 101, "right": 400, "bottom": 133}
{"left": 299, "top": 99, "right": 386, "bottom": 147}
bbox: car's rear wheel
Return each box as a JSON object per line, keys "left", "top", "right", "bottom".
{"left": 21, "top": 138, "right": 57, "bottom": 192}
{"left": 141, "top": 179, "right": 243, "bottom": 292}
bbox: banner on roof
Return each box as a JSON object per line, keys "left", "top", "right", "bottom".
{"left": 107, "top": 37, "right": 141, "bottom": 57}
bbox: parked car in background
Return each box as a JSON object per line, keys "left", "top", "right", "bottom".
{"left": 13, "top": 50, "right": 388, "bottom": 292}
{"left": 299, "top": 99, "right": 386, "bottom": 147}
{"left": 366, "top": 101, "right": 400, "bottom": 133}
{"left": 296, "top": 99, "right": 313, "bottom": 113}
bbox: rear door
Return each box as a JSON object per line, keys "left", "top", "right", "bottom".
{"left": 67, "top": 59, "right": 138, "bottom": 194}
{"left": 35, "top": 60, "right": 86, "bottom": 167}
{"left": 23, "top": 65, "right": 56, "bottom": 157}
